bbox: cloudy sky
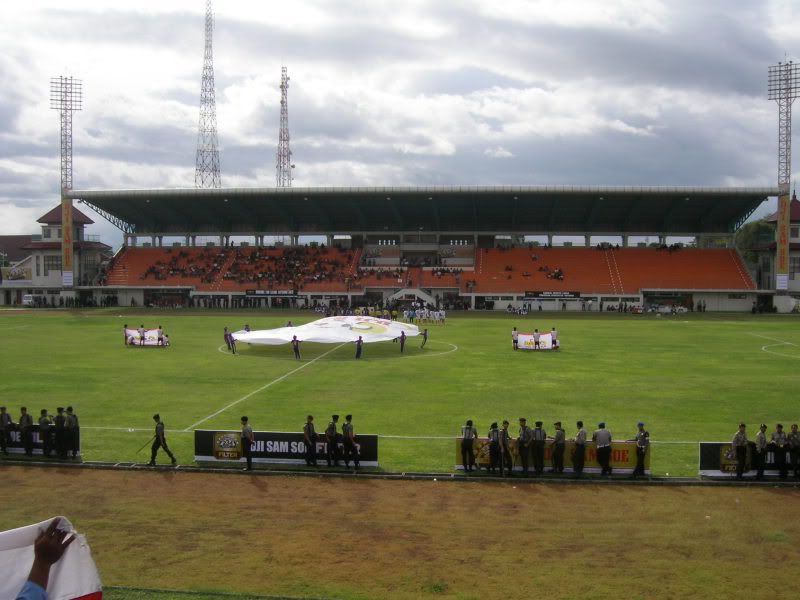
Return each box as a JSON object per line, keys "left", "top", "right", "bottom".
{"left": 0, "top": 0, "right": 798, "bottom": 248}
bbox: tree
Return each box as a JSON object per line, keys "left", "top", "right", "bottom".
{"left": 734, "top": 220, "right": 773, "bottom": 264}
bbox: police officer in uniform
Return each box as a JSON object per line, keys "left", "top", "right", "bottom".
{"left": 630, "top": 422, "right": 649, "bottom": 478}
{"left": 593, "top": 422, "right": 613, "bottom": 475}
{"left": 19, "top": 407, "right": 33, "bottom": 456}
{"left": 499, "top": 420, "right": 512, "bottom": 477}
{"left": 54, "top": 407, "right": 67, "bottom": 459}
{"left": 0, "top": 406, "right": 11, "bottom": 455}
{"left": 788, "top": 423, "right": 800, "bottom": 479}
{"left": 241, "top": 416, "right": 254, "bottom": 471}
{"left": 148, "top": 414, "right": 177, "bottom": 466}
{"left": 516, "top": 418, "right": 532, "bottom": 475}
{"left": 65, "top": 406, "right": 79, "bottom": 458}
{"left": 770, "top": 424, "right": 788, "bottom": 479}
{"left": 550, "top": 421, "right": 566, "bottom": 473}
{"left": 572, "top": 421, "right": 587, "bottom": 475}
{"left": 531, "top": 420, "right": 546, "bottom": 475}
{"left": 731, "top": 423, "right": 748, "bottom": 480}
{"left": 487, "top": 422, "right": 501, "bottom": 475}
{"left": 303, "top": 415, "right": 318, "bottom": 466}
{"left": 754, "top": 423, "right": 767, "bottom": 480}
{"left": 342, "top": 414, "right": 359, "bottom": 470}
{"left": 325, "top": 415, "right": 340, "bottom": 467}
{"left": 38, "top": 409, "right": 53, "bottom": 458}
{"left": 461, "top": 419, "right": 478, "bottom": 472}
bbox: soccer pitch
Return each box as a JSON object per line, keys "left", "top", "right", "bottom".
{"left": 1, "top": 309, "right": 798, "bottom": 477}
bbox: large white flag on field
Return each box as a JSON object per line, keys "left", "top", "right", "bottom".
{"left": 0, "top": 517, "right": 102, "bottom": 600}
{"left": 233, "top": 315, "right": 420, "bottom": 345}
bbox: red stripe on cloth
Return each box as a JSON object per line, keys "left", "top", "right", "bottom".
{"left": 73, "top": 592, "right": 102, "bottom": 600}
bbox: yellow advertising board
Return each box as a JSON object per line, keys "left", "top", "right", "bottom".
{"left": 455, "top": 438, "right": 648, "bottom": 474}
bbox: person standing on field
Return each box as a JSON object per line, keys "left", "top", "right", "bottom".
{"left": 512, "top": 327, "right": 519, "bottom": 351}
{"left": 38, "top": 409, "right": 53, "bottom": 458}
{"left": 731, "top": 423, "right": 748, "bottom": 480}
{"left": 572, "top": 421, "right": 587, "bottom": 475}
{"left": 241, "top": 416, "right": 254, "bottom": 471}
{"left": 19, "top": 407, "right": 33, "bottom": 456}
{"left": 593, "top": 422, "right": 613, "bottom": 475}
{"left": 754, "top": 424, "right": 768, "bottom": 480}
{"left": 500, "top": 420, "right": 513, "bottom": 477}
{"left": 487, "top": 422, "right": 501, "bottom": 475}
{"left": 342, "top": 414, "right": 359, "bottom": 470}
{"left": 770, "top": 424, "right": 788, "bottom": 479}
{"left": 461, "top": 419, "right": 478, "bottom": 472}
{"left": 325, "top": 415, "right": 340, "bottom": 467}
{"left": 531, "top": 420, "right": 546, "bottom": 475}
{"left": 516, "top": 418, "right": 532, "bottom": 475}
{"left": 291, "top": 335, "right": 301, "bottom": 360}
{"left": 0, "top": 406, "right": 11, "bottom": 455}
{"left": 303, "top": 415, "right": 318, "bottom": 466}
{"left": 66, "top": 406, "right": 79, "bottom": 458}
{"left": 630, "top": 422, "right": 649, "bottom": 478}
{"left": 550, "top": 421, "right": 566, "bottom": 473}
{"left": 148, "top": 414, "right": 177, "bottom": 466}
{"left": 788, "top": 423, "right": 800, "bottom": 479}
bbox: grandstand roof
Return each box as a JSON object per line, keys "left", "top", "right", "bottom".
{"left": 68, "top": 185, "right": 777, "bottom": 236}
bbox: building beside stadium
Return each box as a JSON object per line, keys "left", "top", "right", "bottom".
{"left": 0, "top": 184, "right": 786, "bottom": 312}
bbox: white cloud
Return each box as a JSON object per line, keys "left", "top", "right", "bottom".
{"left": 484, "top": 146, "right": 514, "bottom": 158}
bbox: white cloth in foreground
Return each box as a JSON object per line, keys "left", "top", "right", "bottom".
{"left": 0, "top": 516, "right": 102, "bottom": 600}
{"left": 232, "top": 315, "right": 420, "bottom": 345}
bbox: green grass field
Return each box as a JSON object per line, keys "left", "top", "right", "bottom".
{"left": 1, "top": 308, "right": 799, "bottom": 476}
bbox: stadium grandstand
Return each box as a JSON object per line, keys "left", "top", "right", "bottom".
{"left": 0, "top": 185, "right": 780, "bottom": 311}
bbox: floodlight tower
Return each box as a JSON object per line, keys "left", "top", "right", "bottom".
{"left": 768, "top": 61, "right": 799, "bottom": 297}
{"left": 276, "top": 67, "right": 294, "bottom": 187}
{"left": 195, "top": 0, "right": 221, "bottom": 188}
{"left": 50, "top": 76, "right": 82, "bottom": 288}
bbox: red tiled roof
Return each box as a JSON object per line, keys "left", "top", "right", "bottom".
{"left": 765, "top": 196, "right": 800, "bottom": 223}
{"left": 0, "top": 235, "right": 34, "bottom": 263}
{"left": 37, "top": 204, "right": 94, "bottom": 225}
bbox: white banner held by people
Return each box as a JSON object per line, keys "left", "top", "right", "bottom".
{"left": 0, "top": 516, "right": 102, "bottom": 600}
{"left": 232, "top": 315, "right": 419, "bottom": 345}
{"left": 518, "top": 332, "right": 556, "bottom": 350}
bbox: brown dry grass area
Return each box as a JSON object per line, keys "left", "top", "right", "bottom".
{"left": 1, "top": 467, "right": 799, "bottom": 600}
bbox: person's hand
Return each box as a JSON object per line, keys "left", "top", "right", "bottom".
{"left": 34, "top": 518, "right": 74, "bottom": 566}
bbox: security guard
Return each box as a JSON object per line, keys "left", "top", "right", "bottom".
{"left": 572, "top": 420, "right": 587, "bottom": 475}
{"left": 731, "top": 423, "right": 748, "bottom": 480}
{"left": 593, "top": 422, "right": 613, "bottom": 475}
{"left": 325, "top": 415, "right": 340, "bottom": 467}
{"left": 461, "top": 419, "right": 478, "bottom": 472}
{"left": 342, "top": 414, "right": 359, "bottom": 470}
{"left": 550, "top": 421, "right": 566, "bottom": 473}
{"left": 517, "top": 418, "right": 532, "bottom": 475}
{"left": 789, "top": 423, "right": 800, "bottom": 479}
{"left": 303, "top": 415, "right": 318, "bottom": 466}
{"left": 38, "top": 409, "right": 53, "bottom": 458}
{"left": 65, "top": 406, "right": 79, "bottom": 458}
{"left": 531, "top": 420, "right": 546, "bottom": 475}
{"left": 499, "top": 420, "right": 512, "bottom": 477}
{"left": 241, "top": 416, "right": 254, "bottom": 471}
{"left": 19, "top": 407, "right": 33, "bottom": 456}
{"left": 630, "top": 422, "right": 649, "bottom": 478}
{"left": 0, "top": 406, "right": 11, "bottom": 455}
{"left": 148, "top": 414, "right": 177, "bottom": 466}
{"left": 770, "top": 424, "right": 788, "bottom": 479}
{"left": 54, "top": 407, "right": 68, "bottom": 459}
{"left": 487, "top": 422, "right": 501, "bottom": 475}
{"left": 754, "top": 423, "right": 767, "bottom": 480}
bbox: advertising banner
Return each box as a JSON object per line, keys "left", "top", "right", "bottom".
{"left": 698, "top": 441, "right": 792, "bottom": 477}
{"left": 524, "top": 291, "right": 580, "bottom": 299}
{"left": 455, "top": 439, "right": 647, "bottom": 474}
{"left": 3, "top": 425, "right": 81, "bottom": 457}
{"left": 245, "top": 289, "right": 297, "bottom": 296}
{"left": 517, "top": 332, "right": 556, "bottom": 350}
{"left": 195, "top": 429, "right": 379, "bottom": 467}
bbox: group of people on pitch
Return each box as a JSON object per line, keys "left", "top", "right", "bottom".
{"left": 730, "top": 422, "right": 800, "bottom": 480}
{"left": 460, "top": 419, "right": 649, "bottom": 479}
{"left": 0, "top": 405, "right": 80, "bottom": 459}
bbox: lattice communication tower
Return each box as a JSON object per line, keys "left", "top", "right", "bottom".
{"left": 195, "top": 0, "right": 221, "bottom": 188}
{"left": 276, "top": 67, "right": 294, "bottom": 187}
{"left": 768, "top": 61, "right": 799, "bottom": 292}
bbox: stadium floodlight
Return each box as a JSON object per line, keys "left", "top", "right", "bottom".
{"left": 768, "top": 61, "right": 800, "bottom": 190}
{"left": 50, "top": 76, "right": 82, "bottom": 193}
{"left": 768, "top": 61, "right": 799, "bottom": 293}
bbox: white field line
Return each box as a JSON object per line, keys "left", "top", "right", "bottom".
{"left": 78, "top": 426, "right": 697, "bottom": 444}
{"left": 183, "top": 343, "right": 347, "bottom": 431}
{"left": 748, "top": 332, "right": 800, "bottom": 359}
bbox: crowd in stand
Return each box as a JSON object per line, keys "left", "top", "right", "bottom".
{"left": 142, "top": 249, "right": 228, "bottom": 284}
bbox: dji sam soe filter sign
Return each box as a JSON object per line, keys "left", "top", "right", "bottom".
{"left": 194, "top": 429, "right": 379, "bottom": 466}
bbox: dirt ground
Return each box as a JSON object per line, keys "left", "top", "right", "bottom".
{"left": 2, "top": 466, "right": 798, "bottom": 599}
